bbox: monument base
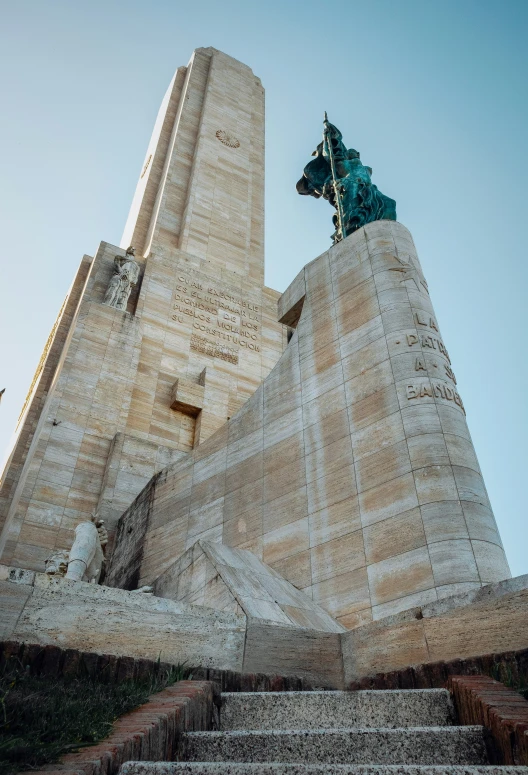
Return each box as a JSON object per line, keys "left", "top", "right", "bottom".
{"left": 1, "top": 562, "right": 526, "bottom": 689}
{"left": 109, "top": 220, "right": 510, "bottom": 628}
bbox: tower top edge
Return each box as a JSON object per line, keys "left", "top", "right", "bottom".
{"left": 184, "top": 47, "right": 262, "bottom": 84}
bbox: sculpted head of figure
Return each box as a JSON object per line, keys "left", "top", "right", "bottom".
{"left": 91, "top": 512, "right": 108, "bottom": 549}
{"left": 45, "top": 550, "right": 69, "bottom": 577}
{"left": 125, "top": 245, "right": 136, "bottom": 257}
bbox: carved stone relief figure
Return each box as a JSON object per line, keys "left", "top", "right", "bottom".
{"left": 64, "top": 515, "right": 108, "bottom": 584}
{"left": 103, "top": 245, "right": 140, "bottom": 311}
{"left": 45, "top": 550, "right": 69, "bottom": 577}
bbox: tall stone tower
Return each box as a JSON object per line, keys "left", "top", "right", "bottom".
{"left": 0, "top": 48, "right": 287, "bottom": 569}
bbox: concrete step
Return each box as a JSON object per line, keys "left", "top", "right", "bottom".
{"left": 180, "top": 727, "right": 488, "bottom": 766}
{"left": 220, "top": 690, "right": 455, "bottom": 730}
{"left": 121, "top": 765, "right": 528, "bottom": 775}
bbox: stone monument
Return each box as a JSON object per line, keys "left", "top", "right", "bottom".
{"left": 0, "top": 48, "right": 515, "bottom": 657}
{"left": 0, "top": 48, "right": 287, "bottom": 570}
{"left": 104, "top": 115, "right": 511, "bottom": 627}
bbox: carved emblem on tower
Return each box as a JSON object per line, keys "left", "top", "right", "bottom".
{"left": 215, "top": 130, "right": 240, "bottom": 148}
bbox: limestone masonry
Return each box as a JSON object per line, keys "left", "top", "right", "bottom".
{"left": 0, "top": 47, "right": 513, "bottom": 638}
{"left": 0, "top": 48, "right": 286, "bottom": 568}
{"left": 107, "top": 219, "right": 511, "bottom": 627}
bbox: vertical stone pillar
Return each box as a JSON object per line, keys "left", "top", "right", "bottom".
{"left": 0, "top": 48, "right": 286, "bottom": 573}
{"left": 332, "top": 220, "right": 510, "bottom": 616}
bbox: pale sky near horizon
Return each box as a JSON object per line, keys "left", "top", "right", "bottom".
{"left": 0, "top": 0, "right": 527, "bottom": 576}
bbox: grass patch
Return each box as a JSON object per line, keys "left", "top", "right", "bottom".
{"left": 0, "top": 659, "right": 189, "bottom": 775}
{"left": 491, "top": 662, "right": 528, "bottom": 700}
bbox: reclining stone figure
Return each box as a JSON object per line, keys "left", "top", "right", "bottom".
{"left": 65, "top": 515, "right": 108, "bottom": 583}
{"left": 45, "top": 515, "right": 108, "bottom": 583}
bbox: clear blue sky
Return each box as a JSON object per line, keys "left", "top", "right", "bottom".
{"left": 0, "top": 0, "right": 526, "bottom": 576}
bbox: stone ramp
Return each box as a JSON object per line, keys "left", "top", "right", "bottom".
{"left": 219, "top": 689, "right": 455, "bottom": 730}
{"left": 152, "top": 541, "right": 345, "bottom": 633}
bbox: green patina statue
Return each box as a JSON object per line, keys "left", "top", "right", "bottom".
{"left": 297, "top": 114, "right": 396, "bottom": 243}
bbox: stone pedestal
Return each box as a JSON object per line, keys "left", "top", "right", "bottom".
{"left": 281, "top": 219, "right": 511, "bottom": 618}
{"left": 119, "top": 219, "right": 510, "bottom": 628}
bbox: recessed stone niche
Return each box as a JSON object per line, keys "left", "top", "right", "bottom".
{"left": 170, "top": 368, "right": 206, "bottom": 418}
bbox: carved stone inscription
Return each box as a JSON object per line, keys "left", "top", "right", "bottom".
{"left": 403, "top": 306, "right": 464, "bottom": 412}
{"left": 406, "top": 333, "right": 451, "bottom": 363}
{"left": 406, "top": 380, "right": 465, "bottom": 414}
{"left": 171, "top": 274, "right": 261, "bottom": 363}
{"left": 190, "top": 335, "right": 238, "bottom": 364}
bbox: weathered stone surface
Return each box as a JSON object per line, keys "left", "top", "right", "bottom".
{"left": 11, "top": 575, "right": 246, "bottom": 671}
{"left": 109, "top": 219, "right": 510, "bottom": 628}
{"left": 153, "top": 540, "right": 344, "bottom": 633}
{"left": 342, "top": 575, "right": 528, "bottom": 683}
{"left": 182, "top": 727, "right": 488, "bottom": 765}
{"left": 242, "top": 621, "right": 343, "bottom": 688}
{"left": 219, "top": 689, "right": 455, "bottom": 730}
{"left": 122, "top": 766, "right": 528, "bottom": 775}
{"left": 0, "top": 578, "right": 32, "bottom": 640}
{"left": 0, "top": 47, "right": 287, "bottom": 573}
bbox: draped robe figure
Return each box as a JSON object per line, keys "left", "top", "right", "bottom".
{"left": 297, "top": 119, "right": 396, "bottom": 243}
{"left": 103, "top": 246, "right": 140, "bottom": 311}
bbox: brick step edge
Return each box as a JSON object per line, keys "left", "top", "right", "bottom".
{"left": 25, "top": 680, "right": 217, "bottom": 775}
{"left": 448, "top": 675, "right": 528, "bottom": 766}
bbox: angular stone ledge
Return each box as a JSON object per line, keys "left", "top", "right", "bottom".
{"left": 448, "top": 675, "right": 528, "bottom": 766}
{"left": 342, "top": 576, "right": 528, "bottom": 684}
{"left": 277, "top": 267, "right": 305, "bottom": 327}
{"left": 170, "top": 377, "right": 205, "bottom": 417}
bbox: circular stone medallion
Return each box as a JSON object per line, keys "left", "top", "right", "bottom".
{"left": 215, "top": 130, "right": 240, "bottom": 148}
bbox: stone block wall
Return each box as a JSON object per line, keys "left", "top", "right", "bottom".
{"left": 0, "top": 567, "right": 344, "bottom": 688}
{"left": 2, "top": 566, "right": 527, "bottom": 691}
{"left": 342, "top": 574, "right": 528, "bottom": 682}
{"left": 0, "top": 47, "right": 287, "bottom": 574}
{"left": 117, "top": 220, "right": 509, "bottom": 628}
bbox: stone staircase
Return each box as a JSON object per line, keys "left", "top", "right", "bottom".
{"left": 121, "top": 689, "right": 528, "bottom": 774}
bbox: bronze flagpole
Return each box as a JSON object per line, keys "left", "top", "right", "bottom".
{"left": 323, "top": 112, "right": 346, "bottom": 242}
